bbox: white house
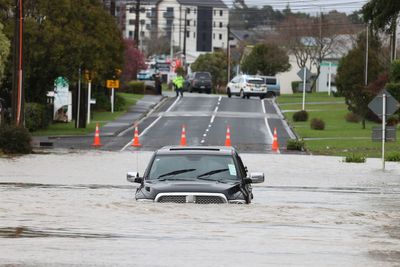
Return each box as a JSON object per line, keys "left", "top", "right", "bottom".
{"left": 124, "top": 0, "right": 229, "bottom": 57}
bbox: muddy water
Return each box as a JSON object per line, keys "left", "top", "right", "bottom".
{"left": 0, "top": 151, "right": 399, "bottom": 266}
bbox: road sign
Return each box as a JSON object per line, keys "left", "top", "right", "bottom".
{"left": 372, "top": 126, "right": 396, "bottom": 142}
{"left": 297, "top": 68, "right": 311, "bottom": 81}
{"left": 106, "top": 80, "right": 120, "bottom": 89}
{"left": 368, "top": 89, "right": 400, "bottom": 118}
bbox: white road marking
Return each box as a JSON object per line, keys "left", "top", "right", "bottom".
{"left": 261, "top": 99, "right": 274, "bottom": 142}
{"left": 210, "top": 115, "right": 215, "bottom": 124}
{"left": 120, "top": 96, "right": 181, "bottom": 151}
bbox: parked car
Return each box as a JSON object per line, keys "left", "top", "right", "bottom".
{"left": 126, "top": 146, "right": 265, "bottom": 204}
{"left": 137, "top": 69, "right": 155, "bottom": 80}
{"left": 256, "top": 76, "right": 281, "bottom": 97}
{"left": 184, "top": 72, "right": 212, "bottom": 94}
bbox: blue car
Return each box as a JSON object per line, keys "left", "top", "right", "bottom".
{"left": 137, "top": 69, "right": 155, "bottom": 80}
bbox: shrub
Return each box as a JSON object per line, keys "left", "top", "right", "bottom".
{"left": 343, "top": 154, "right": 366, "bottom": 163}
{"left": 0, "top": 126, "right": 32, "bottom": 154}
{"left": 93, "top": 90, "right": 110, "bottom": 111}
{"left": 286, "top": 139, "right": 305, "bottom": 151}
{"left": 292, "top": 110, "right": 308, "bottom": 122}
{"left": 126, "top": 81, "right": 145, "bottom": 94}
{"left": 385, "top": 152, "right": 400, "bottom": 162}
{"left": 310, "top": 118, "right": 325, "bottom": 130}
{"left": 386, "top": 115, "right": 399, "bottom": 126}
{"left": 114, "top": 94, "right": 126, "bottom": 112}
{"left": 345, "top": 112, "right": 361, "bottom": 123}
{"left": 25, "top": 103, "right": 45, "bottom": 132}
{"left": 291, "top": 81, "right": 301, "bottom": 93}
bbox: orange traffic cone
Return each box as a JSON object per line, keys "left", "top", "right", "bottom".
{"left": 92, "top": 123, "right": 102, "bottom": 147}
{"left": 180, "top": 125, "right": 187, "bottom": 146}
{"left": 225, "top": 126, "right": 231, "bottom": 147}
{"left": 272, "top": 127, "right": 279, "bottom": 152}
{"left": 131, "top": 126, "right": 142, "bottom": 147}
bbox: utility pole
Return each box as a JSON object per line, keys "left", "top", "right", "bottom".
{"left": 183, "top": 9, "right": 187, "bottom": 57}
{"left": 134, "top": 0, "right": 141, "bottom": 47}
{"left": 227, "top": 24, "right": 231, "bottom": 83}
{"left": 12, "top": 0, "right": 24, "bottom": 126}
{"left": 170, "top": 23, "right": 174, "bottom": 59}
{"left": 365, "top": 24, "right": 369, "bottom": 86}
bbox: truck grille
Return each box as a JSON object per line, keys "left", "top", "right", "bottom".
{"left": 155, "top": 193, "right": 227, "bottom": 204}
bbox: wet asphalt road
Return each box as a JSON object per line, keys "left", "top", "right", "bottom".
{"left": 41, "top": 93, "right": 294, "bottom": 153}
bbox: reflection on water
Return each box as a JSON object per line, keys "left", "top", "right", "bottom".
{"left": 0, "top": 182, "right": 399, "bottom": 266}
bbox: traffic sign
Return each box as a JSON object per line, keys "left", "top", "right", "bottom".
{"left": 372, "top": 126, "right": 396, "bottom": 142}
{"left": 297, "top": 68, "right": 311, "bottom": 81}
{"left": 368, "top": 89, "right": 400, "bottom": 118}
{"left": 106, "top": 80, "right": 120, "bottom": 89}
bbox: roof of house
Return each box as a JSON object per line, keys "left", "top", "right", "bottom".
{"left": 178, "top": 0, "right": 227, "bottom": 8}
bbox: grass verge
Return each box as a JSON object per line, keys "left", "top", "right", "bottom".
{"left": 277, "top": 92, "right": 400, "bottom": 157}
{"left": 33, "top": 93, "right": 143, "bottom": 136}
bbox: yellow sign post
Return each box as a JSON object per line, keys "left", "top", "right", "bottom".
{"left": 106, "top": 80, "right": 120, "bottom": 89}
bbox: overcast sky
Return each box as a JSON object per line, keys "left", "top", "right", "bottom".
{"left": 224, "top": 0, "right": 369, "bottom": 14}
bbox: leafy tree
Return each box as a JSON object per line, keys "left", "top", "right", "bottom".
{"left": 0, "top": 22, "right": 9, "bottom": 82}
{"left": 362, "top": 0, "right": 400, "bottom": 60}
{"left": 190, "top": 51, "right": 228, "bottom": 88}
{"left": 385, "top": 60, "right": 400, "bottom": 102}
{"left": 362, "top": 0, "right": 400, "bottom": 30}
{"left": 0, "top": 0, "right": 124, "bottom": 104}
{"left": 122, "top": 39, "right": 146, "bottom": 83}
{"left": 336, "top": 33, "right": 384, "bottom": 128}
{"left": 241, "top": 43, "right": 290, "bottom": 76}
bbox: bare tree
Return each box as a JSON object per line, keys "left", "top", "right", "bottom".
{"left": 277, "top": 12, "right": 363, "bottom": 90}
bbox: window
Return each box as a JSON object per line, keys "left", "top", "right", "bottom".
{"left": 219, "top": 22, "right": 223, "bottom": 28}
{"left": 194, "top": 20, "right": 196, "bottom": 26}
{"left": 186, "top": 31, "right": 190, "bottom": 38}
{"left": 219, "top": 34, "right": 222, "bottom": 40}
{"left": 187, "top": 20, "right": 190, "bottom": 26}
{"left": 213, "top": 33, "right": 215, "bottom": 39}
{"left": 213, "top": 22, "right": 216, "bottom": 28}
{"left": 220, "top": 10, "right": 223, "bottom": 16}
{"left": 193, "top": 32, "right": 196, "bottom": 38}
{"left": 140, "top": 31, "right": 145, "bottom": 37}
{"left": 186, "top": 8, "right": 190, "bottom": 14}
{"left": 129, "top": 19, "right": 135, "bottom": 25}
{"left": 194, "top": 9, "right": 197, "bottom": 14}
{"left": 214, "top": 10, "right": 216, "bottom": 16}
{"left": 129, "top": 31, "right": 133, "bottom": 38}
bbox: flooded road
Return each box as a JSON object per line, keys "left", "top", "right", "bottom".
{"left": 1, "top": 151, "right": 399, "bottom": 266}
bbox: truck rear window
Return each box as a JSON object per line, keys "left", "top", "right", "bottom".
{"left": 195, "top": 73, "right": 211, "bottom": 79}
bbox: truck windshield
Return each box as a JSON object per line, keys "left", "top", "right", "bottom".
{"left": 148, "top": 154, "right": 239, "bottom": 181}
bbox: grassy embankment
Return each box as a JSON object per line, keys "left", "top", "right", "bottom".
{"left": 276, "top": 92, "right": 400, "bottom": 157}
{"left": 33, "top": 93, "right": 143, "bottom": 136}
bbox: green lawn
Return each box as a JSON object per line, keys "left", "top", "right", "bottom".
{"left": 33, "top": 93, "right": 143, "bottom": 136}
{"left": 276, "top": 93, "right": 400, "bottom": 157}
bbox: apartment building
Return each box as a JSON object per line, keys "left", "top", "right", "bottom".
{"left": 124, "top": 0, "right": 229, "bottom": 57}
